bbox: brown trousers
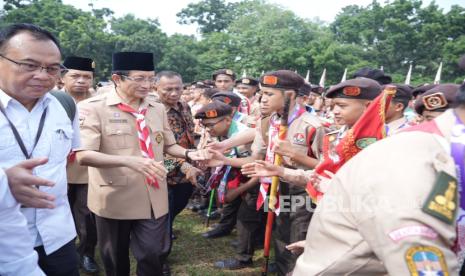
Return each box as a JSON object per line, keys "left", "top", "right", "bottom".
{"left": 95, "top": 214, "right": 170, "bottom": 276}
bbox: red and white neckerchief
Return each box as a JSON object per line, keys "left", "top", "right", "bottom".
{"left": 117, "top": 103, "right": 159, "bottom": 189}
{"left": 256, "top": 106, "right": 306, "bottom": 214}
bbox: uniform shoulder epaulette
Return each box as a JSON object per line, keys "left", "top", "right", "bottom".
{"left": 84, "top": 93, "right": 106, "bottom": 104}
{"left": 146, "top": 93, "right": 161, "bottom": 103}
{"left": 301, "top": 112, "right": 323, "bottom": 128}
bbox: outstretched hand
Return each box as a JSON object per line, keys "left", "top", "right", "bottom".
{"left": 241, "top": 160, "right": 284, "bottom": 178}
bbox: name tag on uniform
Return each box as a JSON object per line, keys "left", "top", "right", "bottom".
{"left": 109, "top": 119, "right": 128, "bottom": 124}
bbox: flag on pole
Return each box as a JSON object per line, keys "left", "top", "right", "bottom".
{"left": 434, "top": 62, "right": 443, "bottom": 84}
{"left": 380, "top": 66, "right": 384, "bottom": 71}
{"left": 242, "top": 69, "right": 247, "bottom": 77}
{"left": 405, "top": 64, "right": 412, "bottom": 85}
{"left": 305, "top": 70, "right": 310, "bottom": 82}
{"left": 306, "top": 86, "right": 397, "bottom": 201}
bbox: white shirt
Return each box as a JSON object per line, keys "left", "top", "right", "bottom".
{"left": 0, "top": 169, "right": 45, "bottom": 276}
{"left": 0, "top": 89, "right": 79, "bottom": 255}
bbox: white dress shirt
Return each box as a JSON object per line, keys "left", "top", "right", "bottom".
{"left": 0, "top": 89, "right": 79, "bottom": 255}
{"left": 0, "top": 169, "right": 45, "bottom": 276}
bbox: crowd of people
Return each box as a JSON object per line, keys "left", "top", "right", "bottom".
{"left": 1, "top": 22, "right": 465, "bottom": 276}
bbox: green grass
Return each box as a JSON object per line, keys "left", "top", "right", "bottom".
{"left": 81, "top": 209, "right": 275, "bottom": 275}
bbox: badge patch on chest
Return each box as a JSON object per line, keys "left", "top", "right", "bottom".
{"left": 422, "top": 171, "right": 457, "bottom": 224}
{"left": 293, "top": 133, "right": 306, "bottom": 145}
{"left": 155, "top": 133, "right": 163, "bottom": 144}
{"left": 405, "top": 246, "right": 448, "bottom": 275}
{"left": 355, "top": 137, "right": 377, "bottom": 149}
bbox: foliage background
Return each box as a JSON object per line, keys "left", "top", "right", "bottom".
{"left": 1, "top": 0, "right": 464, "bottom": 85}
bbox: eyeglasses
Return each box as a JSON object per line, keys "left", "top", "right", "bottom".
{"left": 0, "top": 54, "right": 62, "bottom": 76}
{"left": 201, "top": 118, "right": 226, "bottom": 129}
{"left": 121, "top": 75, "right": 156, "bottom": 84}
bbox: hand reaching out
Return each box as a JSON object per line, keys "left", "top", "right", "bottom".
{"left": 241, "top": 160, "right": 284, "bottom": 178}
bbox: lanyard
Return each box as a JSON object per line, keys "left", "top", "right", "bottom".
{"left": 451, "top": 113, "right": 465, "bottom": 210}
{"left": 0, "top": 103, "right": 47, "bottom": 159}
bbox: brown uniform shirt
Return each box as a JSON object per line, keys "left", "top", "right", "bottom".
{"left": 252, "top": 111, "right": 324, "bottom": 170}
{"left": 293, "top": 110, "right": 459, "bottom": 275}
{"left": 67, "top": 92, "right": 91, "bottom": 184}
{"left": 77, "top": 91, "right": 176, "bottom": 220}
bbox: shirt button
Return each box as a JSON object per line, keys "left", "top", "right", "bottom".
{"left": 108, "top": 180, "right": 113, "bottom": 184}
{"left": 116, "top": 130, "right": 122, "bottom": 135}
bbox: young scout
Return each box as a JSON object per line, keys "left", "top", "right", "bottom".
{"left": 195, "top": 101, "right": 260, "bottom": 270}
{"left": 213, "top": 69, "right": 236, "bottom": 92}
{"left": 242, "top": 78, "right": 384, "bottom": 196}
{"left": 208, "top": 70, "right": 324, "bottom": 275}
{"left": 75, "top": 52, "right": 208, "bottom": 276}
{"left": 414, "top": 84, "right": 460, "bottom": 122}
{"left": 384, "top": 83, "right": 415, "bottom": 135}
{"left": 235, "top": 77, "right": 261, "bottom": 120}
{"left": 62, "top": 56, "right": 99, "bottom": 273}
{"left": 201, "top": 92, "right": 247, "bottom": 239}
{"left": 292, "top": 85, "right": 463, "bottom": 276}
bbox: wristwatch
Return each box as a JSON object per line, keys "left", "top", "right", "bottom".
{"left": 185, "top": 149, "right": 195, "bottom": 163}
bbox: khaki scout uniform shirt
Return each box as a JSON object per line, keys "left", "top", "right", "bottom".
{"left": 252, "top": 111, "right": 324, "bottom": 170}
{"left": 77, "top": 91, "right": 176, "bottom": 220}
{"left": 67, "top": 92, "right": 91, "bottom": 184}
{"left": 293, "top": 110, "right": 459, "bottom": 275}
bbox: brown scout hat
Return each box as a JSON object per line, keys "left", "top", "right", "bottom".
{"left": 411, "top": 83, "right": 437, "bottom": 98}
{"left": 194, "top": 101, "right": 233, "bottom": 119}
{"left": 235, "top": 77, "right": 259, "bottom": 87}
{"left": 325, "top": 77, "right": 382, "bottom": 100}
{"left": 414, "top": 84, "right": 460, "bottom": 114}
{"left": 259, "top": 70, "right": 305, "bottom": 91}
{"left": 211, "top": 91, "right": 242, "bottom": 107}
{"left": 212, "top": 69, "right": 236, "bottom": 81}
{"left": 352, "top": 67, "right": 392, "bottom": 85}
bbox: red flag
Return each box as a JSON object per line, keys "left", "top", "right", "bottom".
{"left": 306, "top": 86, "right": 397, "bottom": 201}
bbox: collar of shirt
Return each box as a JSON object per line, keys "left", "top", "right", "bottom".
{"left": 106, "top": 90, "right": 158, "bottom": 108}
{"left": 388, "top": 117, "right": 407, "bottom": 131}
{"left": 163, "top": 101, "right": 183, "bottom": 112}
{"left": 0, "top": 88, "right": 52, "bottom": 111}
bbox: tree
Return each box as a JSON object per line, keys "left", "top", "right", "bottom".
{"left": 176, "top": 0, "right": 241, "bottom": 34}
{"left": 0, "top": 0, "right": 114, "bottom": 81}
{"left": 110, "top": 15, "right": 167, "bottom": 68}
{"left": 157, "top": 34, "right": 201, "bottom": 82}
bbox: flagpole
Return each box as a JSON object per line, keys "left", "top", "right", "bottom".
{"left": 434, "top": 62, "right": 442, "bottom": 84}
{"left": 341, "top": 68, "right": 347, "bottom": 82}
{"left": 405, "top": 64, "right": 412, "bottom": 85}
{"left": 319, "top": 68, "right": 326, "bottom": 88}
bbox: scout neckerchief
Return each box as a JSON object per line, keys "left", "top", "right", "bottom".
{"left": 451, "top": 113, "right": 465, "bottom": 265}
{"left": 256, "top": 105, "right": 306, "bottom": 211}
{"left": 0, "top": 102, "right": 47, "bottom": 159}
{"left": 216, "top": 120, "right": 243, "bottom": 203}
{"left": 117, "top": 102, "right": 159, "bottom": 189}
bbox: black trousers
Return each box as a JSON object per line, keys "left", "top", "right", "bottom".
{"left": 216, "top": 195, "right": 242, "bottom": 233}
{"left": 274, "top": 183, "right": 314, "bottom": 276}
{"left": 35, "top": 239, "right": 79, "bottom": 276}
{"left": 95, "top": 214, "right": 170, "bottom": 276}
{"left": 68, "top": 184, "right": 97, "bottom": 257}
{"left": 168, "top": 182, "right": 194, "bottom": 225}
{"left": 236, "top": 190, "right": 265, "bottom": 262}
